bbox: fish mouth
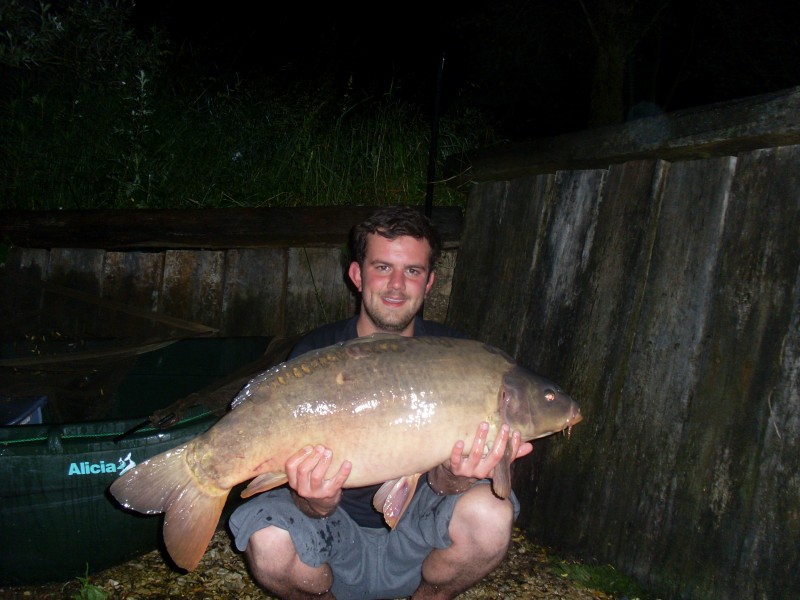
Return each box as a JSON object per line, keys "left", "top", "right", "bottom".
{"left": 563, "top": 407, "right": 582, "bottom": 438}
{"left": 568, "top": 407, "right": 582, "bottom": 426}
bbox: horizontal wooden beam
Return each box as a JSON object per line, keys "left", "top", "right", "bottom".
{"left": 0, "top": 206, "right": 462, "bottom": 250}
{"left": 445, "top": 85, "right": 800, "bottom": 186}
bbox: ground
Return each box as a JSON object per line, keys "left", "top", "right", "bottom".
{"left": 0, "top": 528, "right": 618, "bottom": 599}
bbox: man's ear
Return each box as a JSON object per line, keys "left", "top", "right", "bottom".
{"left": 348, "top": 261, "right": 363, "bottom": 292}
{"left": 425, "top": 270, "right": 436, "bottom": 296}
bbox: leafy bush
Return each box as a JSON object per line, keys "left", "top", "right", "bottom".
{"left": 1, "top": 1, "right": 497, "bottom": 210}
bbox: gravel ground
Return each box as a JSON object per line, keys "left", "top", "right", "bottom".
{"left": 0, "top": 528, "right": 614, "bottom": 600}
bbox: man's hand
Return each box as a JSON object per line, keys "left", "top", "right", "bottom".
{"left": 428, "top": 422, "right": 534, "bottom": 495}
{"left": 285, "top": 445, "right": 352, "bottom": 518}
{"left": 449, "top": 422, "right": 533, "bottom": 478}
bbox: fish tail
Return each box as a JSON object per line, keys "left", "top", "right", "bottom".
{"left": 163, "top": 484, "right": 227, "bottom": 571}
{"left": 109, "top": 443, "right": 228, "bottom": 571}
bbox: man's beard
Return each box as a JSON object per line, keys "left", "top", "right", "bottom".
{"left": 362, "top": 296, "right": 418, "bottom": 333}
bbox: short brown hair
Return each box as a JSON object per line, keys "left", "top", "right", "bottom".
{"left": 350, "top": 206, "right": 442, "bottom": 271}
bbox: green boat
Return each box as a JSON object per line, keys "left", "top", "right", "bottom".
{"left": 0, "top": 335, "right": 283, "bottom": 585}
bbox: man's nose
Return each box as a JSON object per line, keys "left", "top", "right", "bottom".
{"left": 388, "top": 271, "right": 405, "bottom": 289}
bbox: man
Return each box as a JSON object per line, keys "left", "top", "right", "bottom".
{"left": 229, "top": 206, "right": 533, "bottom": 599}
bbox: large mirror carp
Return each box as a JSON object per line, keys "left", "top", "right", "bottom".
{"left": 110, "top": 334, "right": 582, "bottom": 571}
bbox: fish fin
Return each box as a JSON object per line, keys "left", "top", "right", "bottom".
{"left": 372, "top": 479, "right": 397, "bottom": 517}
{"left": 490, "top": 442, "right": 514, "bottom": 499}
{"left": 163, "top": 487, "right": 227, "bottom": 571}
{"left": 108, "top": 443, "right": 228, "bottom": 571}
{"left": 373, "top": 473, "right": 422, "bottom": 529}
{"left": 240, "top": 472, "right": 288, "bottom": 498}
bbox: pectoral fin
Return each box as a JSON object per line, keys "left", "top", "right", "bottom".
{"left": 373, "top": 473, "right": 422, "bottom": 528}
{"left": 490, "top": 442, "right": 514, "bottom": 499}
{"left": 240, "top": 472, "right": 289, "bottom": 498}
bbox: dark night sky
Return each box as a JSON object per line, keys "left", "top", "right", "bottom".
{"left": 133, "top": 0, "right": 800, "bottom": 140}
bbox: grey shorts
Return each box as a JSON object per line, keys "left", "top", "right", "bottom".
{"left": 229, "top": 481, "right": 520, "bottom": 599}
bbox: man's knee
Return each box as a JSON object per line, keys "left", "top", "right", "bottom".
{"left": 246, "top": 526, "right": 295, "bottom": 578}
{"left": 245, "top": 526, "right": 332, "bottom": 596}
{"left": 451, "top": 484, "right": 515, "bottom": 554}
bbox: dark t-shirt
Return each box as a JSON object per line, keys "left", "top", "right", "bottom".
{"left": 287, "top": 315, "right": 466, "bottom": 528}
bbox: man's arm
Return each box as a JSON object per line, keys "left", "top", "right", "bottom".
{"left": 284, "top": 445, "right": 352, "bottom": 518}
{"left": 427, "top": 422, "right": 533, "bottom": 495}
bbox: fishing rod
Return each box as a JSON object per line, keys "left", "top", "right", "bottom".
{"left": 425, "top": 51, "right": 446, "bottom": 220}
{"left": 421, "top": 51, "right": 446, "bottom": 321}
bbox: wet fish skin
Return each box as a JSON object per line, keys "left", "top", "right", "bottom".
{"left": 109, "top": 334, "right": 581, "bottom": 571}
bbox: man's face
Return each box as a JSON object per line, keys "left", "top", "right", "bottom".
{"left": 348, "top": 234, "right": 435, "bottom": 336}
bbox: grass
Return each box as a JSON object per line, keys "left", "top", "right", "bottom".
{"left": 0, "top": 1, "right": 498, "bottom": 211}
{"left": 66, "top": 566, "right": 109, "bottom": 600}
{"left": 549, "top": 556, "right": 661, "bottom": 599}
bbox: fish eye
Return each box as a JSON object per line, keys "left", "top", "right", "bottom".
{"left": 544, "top": 390, "right": 556, "bottom": 402}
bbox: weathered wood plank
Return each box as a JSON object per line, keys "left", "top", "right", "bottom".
{"left": 448, "top": 174, "right": 555, "bottom": 350}
{"left": 447, "top": 180, "right": 510, "bottom": 334}
{"left": 4, "top": 247, "right": 50, "bottom": 278}
{"left": 160, "top": 250, "right": 225, "bottom": 330}
{"left": 482, "top": 175, "right": 557, "bottom": 353}
{"left": 1, "top": 248, "right": 50, "bottom": 334}
{"left": 2, "top": 261, "right": 216, "bottom": 342}
{"left": 445, "top": 85, "right": 800, "bottom": 186}
{"left": 220, "top": 248, "right": 288, "bottom": 336}
{"left": 103, "top": 251, "right": 165, "bottom": 313}
{"left": 593, "top": 156, "right": 736, "bottom": 590}
{"left": 665, "top": 145, "right": 800, "bottom": 598}
{"left": 423, "top": 248, "right": 458, "bottom": 323}
{"left": 34, "top": 277, "right": 215, "bottom": 335}
{"left": 0, "top": 206, "right": 463, "bottom": 250}
{"left": 42, "top": 248, "right": 106, "bottom": 339}
{"left": 46, "top": 248, "right": 105, "bottom": 295}
{"left": 516, "top": 168, "right": 609, "bottom": 371}
{"left": 285, "top": 247, "right": 356, "bottom": 335}
{"left": 521, "top": 155, "right": 741, "bottom": 598}
{"left": 512, "top": 159, "right": 668, "bottom": 531}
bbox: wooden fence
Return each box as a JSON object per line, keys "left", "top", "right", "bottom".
{"left": 1, "top": 206, "right": 462, "bottom": 339}
{"left": 446, "top": 86, "right": 800, "bottom": 599}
